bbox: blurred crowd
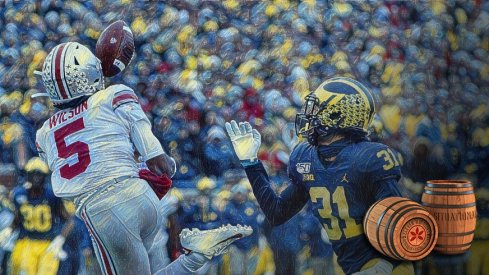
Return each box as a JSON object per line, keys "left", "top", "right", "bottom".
{"left": 1, "top": 0, "right": 489, "bottom": 274}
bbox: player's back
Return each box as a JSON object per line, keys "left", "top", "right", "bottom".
{"left": 36, "top": 85, "right": 139, "bottom": 198}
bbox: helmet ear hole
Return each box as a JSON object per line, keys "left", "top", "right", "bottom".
{"left": 74, "top": 57, "right": 80, "bottom": 65}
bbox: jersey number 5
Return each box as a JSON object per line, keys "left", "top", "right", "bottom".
{"left": 54, "top": 117, "right": 91, "bottom": 179}
{"left": 310, "top": 186, "right": 362, "bottom": 241}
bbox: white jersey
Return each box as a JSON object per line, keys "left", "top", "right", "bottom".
{"left": 36, "top": 84, "right": 162, "bottom": 198}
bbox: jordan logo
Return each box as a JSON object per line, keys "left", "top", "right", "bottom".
{"left": 341, "top": 173, "right": 349, "bottom": 183}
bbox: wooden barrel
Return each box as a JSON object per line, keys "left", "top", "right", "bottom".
{"left": 364, "top": 197, "right": 438, "bottom": 261}
{"left": 421, "top": 180, "right": 476, "bottom": 254}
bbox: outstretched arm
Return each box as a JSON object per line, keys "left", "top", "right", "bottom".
{"left": 225, "top": 120, "right": 309, "bottom": 226}
{"left": 114, "top": 99, "right": 176, "bottom": 177}
{"left": 244, "top": 161, "right": 309, "bottom": 226}
{"left": 113, "top": 94, "right": 173, "bottom": 199}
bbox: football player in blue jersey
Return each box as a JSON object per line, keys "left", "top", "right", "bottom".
{"left": 9, "top": 157, "right": 74, "bottom": 275}
{"left": 226, "top": 77, "right": 414, "bottom": 274}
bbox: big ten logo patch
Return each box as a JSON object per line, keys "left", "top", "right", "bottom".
{"left": 303, "top": 174, "right": 315, "bottom": 181}
{"left": 297, "top": 163, "right": 315, "bottom": 181}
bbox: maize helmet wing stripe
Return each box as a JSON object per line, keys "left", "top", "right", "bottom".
{"left": 314, "top": 87, "right": 346, "bottom": 108}
{"left": 329, "top": 77, "right": 376, "bottom": 129}
{"left": 315, "top": 78, "right": 361, "bottom": 106}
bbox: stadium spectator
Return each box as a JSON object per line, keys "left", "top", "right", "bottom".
{"left": 202, "top": 126, "right": 239, "bottom": 178}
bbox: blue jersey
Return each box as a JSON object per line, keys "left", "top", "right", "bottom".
{"left": 12, "top": 185, "right": 64, "bottom": 240}
{"left": 298, "top": 207, "right": 333, "bottom": 258}
{"left": 268, "top": 213, "right": 303, "bottom": 254}
{"left": 288, "top": 141, "right": 403, "bottom": 273}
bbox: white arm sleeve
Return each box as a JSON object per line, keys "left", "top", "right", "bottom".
{"left": 132, "top": 119, "right": 166, "bottom": 161}
{"left": 114, "top": 102, "right": 166, "bottom": 162}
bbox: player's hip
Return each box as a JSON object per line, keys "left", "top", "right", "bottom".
{"left": 78, "top": 177, "right": 162, "bottom": 246}
{"left": 74, "top": 176, "right": 156, "bottom": 217}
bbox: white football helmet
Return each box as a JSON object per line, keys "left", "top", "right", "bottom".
{"left": 35, "top": 42, "right": 104, "bottom": 105}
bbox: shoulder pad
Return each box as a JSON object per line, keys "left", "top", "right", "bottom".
{"left": 90, "top": 84, "right": 138, "bottom": 109}
{"left": 353, "top": 142, "right": 402, "bottom": 182}
{"left": 111, "top": 85, "right": 139, "bottom": 110}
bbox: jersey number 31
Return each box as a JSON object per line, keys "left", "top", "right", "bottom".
{"left": 310, "top": 186, "right": 362, "bottom": 241}
{"left": 54, "top": 118, "right": 91, "bottom": 180}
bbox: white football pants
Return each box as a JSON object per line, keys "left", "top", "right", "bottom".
{"left": 77, "top": 177, "right": 206, "bottom": 274}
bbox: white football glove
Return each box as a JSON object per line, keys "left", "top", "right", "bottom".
{"left": 225, "top": 120, "right": 261, "bottom": 161}
{"left": 46, "top": 235, "right": 67, "bottom": 260}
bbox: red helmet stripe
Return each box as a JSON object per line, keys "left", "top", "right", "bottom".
{"left": 54, "top": 44, "right": 68, "bottom": 100}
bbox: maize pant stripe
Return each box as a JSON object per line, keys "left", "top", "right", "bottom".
{"left": 81, "top": 209, "right": 117, "bottom": 275}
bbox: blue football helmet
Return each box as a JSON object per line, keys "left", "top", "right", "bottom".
{"left": 295, "top": 77, "right": 377, "bottom": 144}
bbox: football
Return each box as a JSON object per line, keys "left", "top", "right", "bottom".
{"left": 95, "top": 20, "right": 135, "bottom": 77}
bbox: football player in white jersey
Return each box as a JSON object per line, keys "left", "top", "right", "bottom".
{"left": 34, "top": 42, "right": 252, "bottom": 275}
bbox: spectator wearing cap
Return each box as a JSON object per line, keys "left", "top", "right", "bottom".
{"left": 202, "top": 126, "right": 238, "bottom": 178}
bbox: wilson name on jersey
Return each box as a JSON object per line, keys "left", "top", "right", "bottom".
{"left": 288, "top": 141, "right": 403, "bottom": 273}
{"left": 36, "top": 85, "right": 140, "bottom": 198}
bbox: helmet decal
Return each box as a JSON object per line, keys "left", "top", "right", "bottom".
{"left": 330, "top": 77, "right": 376, "bottom": 127}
